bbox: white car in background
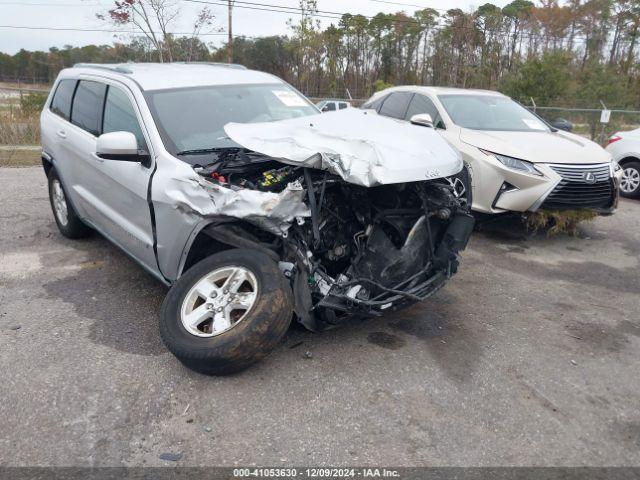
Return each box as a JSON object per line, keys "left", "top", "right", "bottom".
{"left": 316, "top": 99, "right": 351, "bottom": 112}
{"left": 364, "top": 86, "right": 622, "bottom": 215}
{"left": 606, "top": 130, "right": 640, "bottom": 198}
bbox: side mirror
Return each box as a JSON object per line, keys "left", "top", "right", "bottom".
{"left": 96, "top": 131, "right": 149, "bottom": 165}
{"left": 410, "top": 113, "right": 434, "bottom": 128}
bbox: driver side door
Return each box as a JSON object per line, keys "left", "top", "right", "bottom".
{"left": 89, "top": 83, "right": 158, "bottom": 273}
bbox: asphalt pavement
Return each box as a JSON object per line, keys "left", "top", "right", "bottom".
{"left": 0, "top": 166, "right": 639, "bottom": 467}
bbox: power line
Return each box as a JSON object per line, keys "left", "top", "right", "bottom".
{"left": 0, "top": 0, "right": 632, "bottom": 47}
{"left": 182, "top": 0, "right": 630, "bottom": 45}
{"left": 0, "top": 2, "right": 97, "bottom": 5}
{"left": 0, "top": 0, "right": 106, "bottom": 5}
{"left": 0, "top": 24, "right": 233, "bottom": 36}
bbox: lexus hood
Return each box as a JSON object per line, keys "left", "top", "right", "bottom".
{"left": 459, "top": 128, "right": 612, "bottom": 164}
{"left": 224, "top": 108, "right": 462, "bottom": 187}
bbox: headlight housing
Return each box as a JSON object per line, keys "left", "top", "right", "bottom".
{"left": 481, "top": 150, "right": 542, "bottom": 176}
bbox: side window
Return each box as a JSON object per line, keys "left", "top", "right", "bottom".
{"left": 379, "top": 92, "right": 413, "bottom": 119}
{"left": 50, "top": 79, "right": 77, "bottom": 121}
{"left": 71, "top": 80, "right": 107, "bottom": 136}
{"left": 405, "top": 94, "right": 445, "bottom": 129}
{"left": 339, "top": 102, "right": 348, "bottom": 110}
{"left": 322, "top": 102, "right": 336, "bottom": 112}
{"left": 362, "top": 95, "right": 386, "bottom": 112}
{"left": 103, "top": 86, "right": 147, "bottom": 150}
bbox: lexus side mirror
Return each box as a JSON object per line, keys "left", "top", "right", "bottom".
{"left": 96, "top": 131, "right": 150, "bottom": 165}
{"left": 410, "top": 113, "right": 434, "bottom": 128}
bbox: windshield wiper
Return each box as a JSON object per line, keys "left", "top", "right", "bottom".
{"left": 176, "top": 146, "right": 246, "bottom": 156}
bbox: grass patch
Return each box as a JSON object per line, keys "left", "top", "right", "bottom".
{"left": 0, "top": 148, "right": 41, "bottom": 167}
{"left": 525, "top": 209, "right": 598, "bottom": 236}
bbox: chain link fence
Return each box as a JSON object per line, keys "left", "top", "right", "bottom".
{"left": 526, "top": 106, "right": 640, "bottom": 145}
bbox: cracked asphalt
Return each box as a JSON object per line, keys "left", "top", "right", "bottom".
{"left": 0, "top": 166, "right": 639, "bottom": 467}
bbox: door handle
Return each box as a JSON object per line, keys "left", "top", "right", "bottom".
{"left": 56, "top": 130, "right": 66, "bottom": 139}
{"left": 91, "top": 152, "right": 104, "bottom": 163}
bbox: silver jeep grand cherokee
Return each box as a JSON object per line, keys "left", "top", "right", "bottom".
{"left": 41, "top": 63, "right": 474, "bottom": 375}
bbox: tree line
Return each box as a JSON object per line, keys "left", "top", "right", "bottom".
{"left": 2, "top": 0, "right": 640, "bottom": 109}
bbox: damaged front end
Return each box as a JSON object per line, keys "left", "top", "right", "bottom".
{"left": 193, "top": 146, "right": 474, "bottom": 331}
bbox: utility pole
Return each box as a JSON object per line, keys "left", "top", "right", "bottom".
{"left": 227, "top": 0, "right": 233, "bottom": 63}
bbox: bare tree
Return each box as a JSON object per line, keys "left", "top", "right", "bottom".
{"left": 98, "top": 0, "right": 213, "bottom": 62}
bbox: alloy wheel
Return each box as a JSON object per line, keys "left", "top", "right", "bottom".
{"left": 180, "top": 266, "right": 259, "bottom": 337}
{"left": 51, "top": 179, "right": 69, "bottom": 226}
{"left": 621, "top": 167, "right": 640, "bottom": 194}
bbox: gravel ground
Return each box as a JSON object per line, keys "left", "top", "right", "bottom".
{"left": 0, "top": 166, "right": 639, "bottom": 467}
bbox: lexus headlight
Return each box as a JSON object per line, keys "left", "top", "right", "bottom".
{"left": 481, "top": 150, "right": 542, "bottom": 176}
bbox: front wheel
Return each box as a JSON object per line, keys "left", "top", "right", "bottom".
{"left": 620, "top": 161, "right": 640, "bottom": 198}
{"left": 159, "top": 248, "right": 293, "bottom": 375}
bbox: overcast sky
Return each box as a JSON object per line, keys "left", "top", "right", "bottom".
{"left": 0, "top": 0, "right": 511, "bottom": 55}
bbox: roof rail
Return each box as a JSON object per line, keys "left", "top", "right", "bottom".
{"left": 73, "top": 63, "right": 133, "bottom": 74}
{"left": 174, "top": 62, "right": 247, "bottom": 70}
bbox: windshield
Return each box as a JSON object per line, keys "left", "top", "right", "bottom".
{"left": 438, "top": 94, "right": 550, "bottom": 132}
{"left": 146, "top": 83, "right": 318, "bottom": 155}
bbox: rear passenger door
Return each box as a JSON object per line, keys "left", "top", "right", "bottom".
{"left": 56, "top": 80, "right": 107, "bottom": 220}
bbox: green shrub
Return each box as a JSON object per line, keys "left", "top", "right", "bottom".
{"left": 20, "top": 92, "right": 48, "bottom": 115}
{"left": 373, "top": 79, "right": 393, "bottom": 92}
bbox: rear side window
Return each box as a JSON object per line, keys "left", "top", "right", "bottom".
{"left": 379, "top": 92, "right": 413, "bottom": 119}
{"left": 50, "top": 79, "right": 77, "bottom": 120}
{"left": 71, "top": 80, "right": 107, "bottom": 136}
{"left": 103, "top": 86, "right": 147, "bottom": 150}
{"left": 339, "top": 102, "right": 348, "bottom": 109}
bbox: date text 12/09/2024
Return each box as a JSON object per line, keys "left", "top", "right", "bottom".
{"left": 233, "top": 468, "right": 401, "bottom": 478}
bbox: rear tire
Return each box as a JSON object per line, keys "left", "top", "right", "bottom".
{"left": 160, "top": 248, "right": 293, "bottom": 375}
{"left": 47, "top": 168, "right": 91, "bottom": 239}
{"left": 620, "top": 161, "right": 640, "bottom": 198}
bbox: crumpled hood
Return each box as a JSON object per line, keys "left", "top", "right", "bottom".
{"left": 224, "top": 109, "right": 463, "bottom": 187}
{"left": 459, "top": 128, "right": 612, "bottom": 164}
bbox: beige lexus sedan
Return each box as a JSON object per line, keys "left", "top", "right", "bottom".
{"left": 364, "top": 86, "right": 623, "bottom": 215}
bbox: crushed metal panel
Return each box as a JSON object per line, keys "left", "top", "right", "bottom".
{"left": 224, "top": 108, "right": 463, "bottom": 187}
{"left": 159, "top": 166, "right": 310, "bottom": 235}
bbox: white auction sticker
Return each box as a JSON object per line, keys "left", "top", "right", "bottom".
{"left": 272, "top": 90, "right": 308, "bottom": 107}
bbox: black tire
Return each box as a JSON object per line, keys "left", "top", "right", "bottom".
{"left": 620, "top": 161, "right": 640, "bottom": 199}
{"left": 47, "top": 167, "right": 92, "bottom": 239}
{"left": 160, "top": 249, "right": 293, "bottom": 375}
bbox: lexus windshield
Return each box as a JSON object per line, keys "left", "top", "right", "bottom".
{"left": 438, "top": 94, "right": 551, "bottom": 132}
{"left": 146, "top": 83, "right": 318, "bottom": 156}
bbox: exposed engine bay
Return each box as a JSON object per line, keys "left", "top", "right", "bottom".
{"left": 194, "top": 147, "right": 474, "bottom": 331}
